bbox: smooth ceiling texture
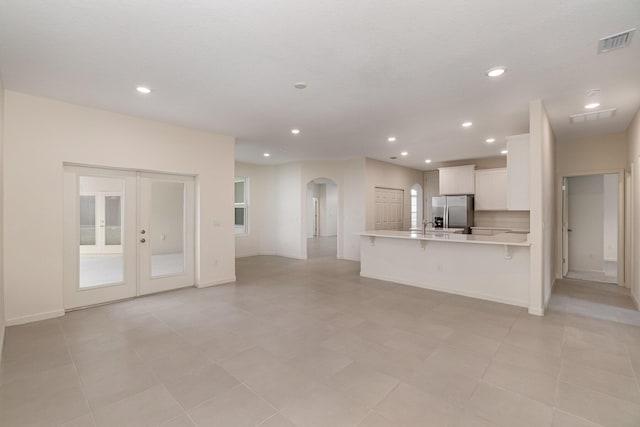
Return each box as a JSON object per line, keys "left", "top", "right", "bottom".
{"left": 0, "top": 0, "right": 639, "bottom": 169}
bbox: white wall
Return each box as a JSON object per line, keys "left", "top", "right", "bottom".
{"left": 323, "top": 183, "right": 338, "bottom": 236}
{"left": 567, "top": 175, "right": 604, "bottom": 272}
{"left": 0, "top": 75, "right": 5, "bottom": 360}
{"left": 236, "top": 158, "right": 366, "bottom": 261}
{"left": 341, "top": 158, "right": 366, "bottom": 261}
{"left": 3, "top": 92, "right": 235, "bottom": 325}
{"left": 529, "top": 99, "right": 556, "bottom": 315}
{"left": 628, "top": 107, "right": 640, "bottom": 305}
{"left": 603, "top": 174, "right": 618, "bottom": 262}
{"left": 365, "top": 158, "right": 424, "bottom": 231}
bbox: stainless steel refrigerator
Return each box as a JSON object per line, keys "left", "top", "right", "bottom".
{"left": 432, "top": 195, "right": 474, "bottom": 233}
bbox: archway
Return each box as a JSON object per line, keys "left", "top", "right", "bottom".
{"left": 306, "top": 177, "right": 338, "bottom": 258}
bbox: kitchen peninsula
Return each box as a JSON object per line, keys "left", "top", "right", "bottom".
{"left": 359, "top": 230, "right": 531, "bottom": 308}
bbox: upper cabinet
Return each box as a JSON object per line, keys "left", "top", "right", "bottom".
{"left": 475, "top": 168, "right": 507, "bottom": 210}
{"left": 506, "top": 134, "right": 530, "bottom": 210}
{"left": 439, "top": 165, "right": 475, "bottom": 195}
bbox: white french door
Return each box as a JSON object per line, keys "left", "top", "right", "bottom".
{"left": 64, "top": 166, "right": 195, "bottom": 309}
{"left": 138, "top": 172, "right": 195, "bottom": 295}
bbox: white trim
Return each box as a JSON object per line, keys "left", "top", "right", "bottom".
{"left": 359, "top": 272, "right": 529, "bottom": 308}
{"left": 631, "top": 291, "right": 640, "bottom": 311}
{"left": 544, "top": 278, "right": 556, "bottom": 310}
{"left": 6, "top": 309, "right": 65, "bottom": 326}
{"left": 197, "top": 277, "right": 237, "bottom": 288}
{"left": 0, "top": 325, "right": 5, "bottom": 364}
{"left": 528, "top": 307, "right": 545, "bottom": 316}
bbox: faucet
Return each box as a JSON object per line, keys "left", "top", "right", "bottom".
{"left": 423, "top": 220, "right": 434, "bottom": 234}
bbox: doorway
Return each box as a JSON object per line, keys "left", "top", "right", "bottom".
{"left": 306, "top": 178, "right": 338, "bottom": 258}
{"left": 562, "top": 173, "right": 621, "bottom": 284}
{"left": 63, "top": 166, "right": 195, "bottom": 309}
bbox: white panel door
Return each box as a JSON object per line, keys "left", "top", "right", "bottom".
{"left": 64, "top": 166, "right": 138, "bottom": 309}
{"left": 138, "top": 173, "right": 195, "bottom": 295}
{"left": 374, "top": 187, "right": 404, "bottom": 230}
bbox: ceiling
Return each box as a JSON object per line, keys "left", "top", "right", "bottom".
{"left": 0, "top": 1, "right": 638, "bottom": 170}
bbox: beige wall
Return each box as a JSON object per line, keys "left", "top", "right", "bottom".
{"left": 529, "top": 99, "right": 556, "bottom": 315}
{"left": 555, "top": 131, "right": 628, "bottom": 286}
{"left": 556, "top": 132, "right": 628, "bottom": 176}
{"left": 3, "top": 91, "right": 235, "bottom": 325}
{"left": 628, "top": 107, "right": 640, "bottom": 304}
{"left": 0, "top": 75, "right": 5, "bottom": 359}
{"left": 365, "top": 158, "right": 424, "bottom": 230}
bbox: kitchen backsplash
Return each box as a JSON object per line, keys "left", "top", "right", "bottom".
{"left": 474, "top": 210, "right": 530, "bottom": 230}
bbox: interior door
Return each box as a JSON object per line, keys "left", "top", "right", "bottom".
{"left": 138, "top": 173, "right": 195, "bottom": 295}
{"left": 64, "top": 167, "right": 138, "bottom": 309}
{"left": 562, "top": 177, "right": 569, "bottom": 277}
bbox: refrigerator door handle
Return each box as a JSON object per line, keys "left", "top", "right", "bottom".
{"left": 444, "top": 205, "right": 449, "bottom": 228}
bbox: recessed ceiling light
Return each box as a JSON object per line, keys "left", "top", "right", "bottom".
{"left": 501, "top": 150, "right": 508, "bottom": 155}
{"left": 294, "top": 82, "right": 307, "bottom": 89}
{"left": 425, "top": 159, "right": 432, "bottom": 163}
{"left": 401, "top": 151, "right": 408, "bottom": 156}
{"left": 486, "top": 67, "right": 506, "bottom": 77}
{"left": 584, "top": 102, "right": 600, "bottom": 109}
{"left": 291, "top": 129, "right": 300, "bottom": 134}
{"left": 462, "top": 121, "right": 473, "bottom": 127}
{"left": 388, "top": 137, "right": 396, "bottom": 142}
{"left": 136, "top": 86, "right": 151, "bottom": 94}
{"left": 485, "top": 138, "right": 495, "bottom": 143}
{"left": 263, "top": 153, "right": 270, "bottom": 157}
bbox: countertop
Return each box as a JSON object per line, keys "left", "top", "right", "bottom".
{"left": 359, "top": 229, "right": 531, "bottom": 247}
{"left": 471, "top": 226, "right": 530, "bottom": 233}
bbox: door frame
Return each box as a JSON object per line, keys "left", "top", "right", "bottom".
{"left": 557, "top": 168, "right": 625, "bottom": 286}
{"left": 63, "top": 163, "right": 197, "bottom": 310}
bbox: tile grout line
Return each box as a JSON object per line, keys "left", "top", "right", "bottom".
{"left": 58, "top": 319, "right": 100, "bottom": 427}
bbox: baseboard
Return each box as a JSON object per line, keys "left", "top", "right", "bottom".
{"left": 197, "top": 276, "right": 236, "bottom": 288}
{"left": 359, "top": 272, "right": 529, "bottom": 309}
{"left": 544, "top": 277, "right": 556, "bottom": 310}
{"left": 631, "top": 290, "right": 640, "bottom": 311}
{"left": 235, "top": 251, "right": 306, "bottom": 260}
{"left": 235, "top": 251, "right": 274, "bottom": 258}
{"left": 528, "top": 307, "right": 545, "bottom": 316}
{"left": 0, "top": 324, "right": 5, "bottom": 364}
{"left": 6, "top": 309, "right": 65, "bottom": 326}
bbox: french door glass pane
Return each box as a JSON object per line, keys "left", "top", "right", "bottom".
{"left": 79, "top": 195, "right": 96, "bottom": 245}
{"left": 104, "top": 196, "right": 122, "bottom": 245}
{"left": 151, "top": 181, "right": 185, "bottom": 277}
{"left": 79, "top": 176, "right": 125, "bottom": 288}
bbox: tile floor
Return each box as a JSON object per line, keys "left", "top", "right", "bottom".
{"left": 2, "top": 255, "right": 640, "bottom": 426}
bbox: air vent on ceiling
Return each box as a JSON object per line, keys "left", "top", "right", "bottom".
{"left": 389, "top": 156, "right": 398, "bottom": 160}
{"left": 569, "top": 108, "right": 617, "bottom": 124}
{"left": 598, "top": 28, "right": 635, "bottom": 53}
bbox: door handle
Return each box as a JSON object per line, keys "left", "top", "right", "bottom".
{"left": 567, "top": 229, "right": 573, "bottom": 232}
{"left": 140, "top": 229, "right": 146, "bottom": 234}
{"left": 140, "top": 238, "right": 146, "bottom": 243}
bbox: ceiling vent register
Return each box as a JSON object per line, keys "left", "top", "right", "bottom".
{"left": 598, "top": 29, "right": 635, "bottom": 53}
{"left": 569, "top": 108, "right": 617, "bottom": 124}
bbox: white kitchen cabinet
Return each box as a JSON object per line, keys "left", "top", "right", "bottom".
{"left": 438, "top": 165, "right": 475, "bottom": 195}
{"left": 475, "top": 168, "right": 507, "bottom": 210}
{"left": 506, "top": 134, "right": 530, "bottom": 210}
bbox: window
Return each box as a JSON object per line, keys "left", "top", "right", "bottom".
{"left": 234, "top": 177, "right": 248, "bottom": 235}
{"left": 410, "top": 188, "right": 418, "bottom": 229}
{"left": 410, "top": 183, "right": 423, "bottom": 230}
